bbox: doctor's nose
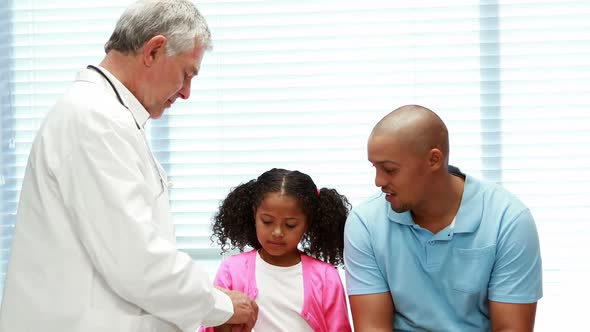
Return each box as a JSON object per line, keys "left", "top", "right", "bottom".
{"left": 178, "top": 80, "right": 192, "bottom": 100}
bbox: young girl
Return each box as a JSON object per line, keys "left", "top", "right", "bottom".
{"left": 200, "top": 168, "right": 352, "bottom": 332}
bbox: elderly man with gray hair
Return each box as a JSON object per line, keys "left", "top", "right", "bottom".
{"left": 0, "top": 1, "right": 257, "bottom": 331}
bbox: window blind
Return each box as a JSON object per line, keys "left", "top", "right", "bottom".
{"left": 494, "top": 1, "right": 590, "bottom": 329}
{"left": 0, "top": 0, "right": 14, "bottom": 302}
{"left": 1, "top": 1, "right": 588, "bottom": 329}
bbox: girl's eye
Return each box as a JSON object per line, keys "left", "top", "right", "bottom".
{"left": 286, "top": 224, "right": 296, "bottom": 229}
{"left": 262, "top": 220, "right": 272, "bottom": 225}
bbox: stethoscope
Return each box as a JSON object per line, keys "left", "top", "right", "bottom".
{"left": 86, "top": 64, "right": 169, "bottom": 191}
{"left": 87, "top": 65, "right": 140, "bottom": 130}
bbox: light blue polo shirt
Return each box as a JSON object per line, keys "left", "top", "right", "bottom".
{"left": 344, "top": 175, "right": 542, "bottom": 331}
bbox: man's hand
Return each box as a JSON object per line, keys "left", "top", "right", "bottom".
{"left": 216, "top": 287, "right": 258, "bottom": 332}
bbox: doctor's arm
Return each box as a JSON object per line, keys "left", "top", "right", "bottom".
{"left": 207, "top": 262, "right": 258, "bottom": 332}
{"left": 59, "top": 112, "right": 233, "bottom": 331}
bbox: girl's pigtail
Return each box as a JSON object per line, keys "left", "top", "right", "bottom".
{"left": 212, "top": 179, "right": 260, "bottom": 254}
{"left": 305, "top": 187, "right": 351, "bottom": 266}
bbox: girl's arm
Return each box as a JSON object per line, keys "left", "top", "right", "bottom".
{"left": 323, "top": 267, "right": 353, "bottom": 332}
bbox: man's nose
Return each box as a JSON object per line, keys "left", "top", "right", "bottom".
{"left": 178, "top": 79, "right": 192, "bottom": 100}
{"left": 374, "top": 170, "right": 387, "bottom": 187}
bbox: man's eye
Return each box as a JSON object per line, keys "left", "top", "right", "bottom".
{"left": 385, "top": 169, "right": 398, "bottom": 174}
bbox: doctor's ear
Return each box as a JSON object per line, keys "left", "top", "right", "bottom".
{"left": 142, "top": 35, "right": 167, "bottom": 66}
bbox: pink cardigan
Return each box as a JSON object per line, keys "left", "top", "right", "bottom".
{"left": 199, "top": 250, "right": 352, "bottom": 332}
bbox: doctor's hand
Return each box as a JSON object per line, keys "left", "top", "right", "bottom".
{"left": 217, "top": 287, "right": 258, "bottom": 332}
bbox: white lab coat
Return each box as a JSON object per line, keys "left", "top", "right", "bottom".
{"left": 0, "top": 67, "right": 233, "bottom": 332}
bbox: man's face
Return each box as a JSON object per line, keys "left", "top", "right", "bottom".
{"left": 367, "top": 134, "right": 429, "bottom": 213}
{"left": 143, "top": 41, "right": 206, "bottom": 119}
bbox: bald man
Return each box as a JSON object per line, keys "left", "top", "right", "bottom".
{"left": 344, "top": 105, "right": 542, "bottom": 331}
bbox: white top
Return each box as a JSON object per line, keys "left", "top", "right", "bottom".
{"left": 253, "top": 252, "right": 313, "bottom": 332}
{"left": 0, "top": 67, "right": 232, "bottom": 332}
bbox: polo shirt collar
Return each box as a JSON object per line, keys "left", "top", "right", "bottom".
{"left": 387, "top": 175, "right": 483, "bottom": 234}
{"left": 453, "top": 175, "right": 483, "bottom": 233}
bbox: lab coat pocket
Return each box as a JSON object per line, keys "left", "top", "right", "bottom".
{"left": 450, "top": 245, "right": 496, "bottom": 293}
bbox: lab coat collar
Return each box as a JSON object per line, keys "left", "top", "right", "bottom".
{"left": 96, "top": 66, "right": 150, "bottom": 129}
{"left": 78, "top": 66, "right": 150, "bottom": 129}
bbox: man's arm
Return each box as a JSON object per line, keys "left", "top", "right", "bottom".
{"left": 344, "top": 210, "right": 393, "bottom": 331}
{"left": 490, "top": 301, "right": 537, "bottom": 332}
{"left": 349, "top": 292, "right": 394, "bottom": 331}
{"left": 488, "top": 208, "right": 542, "bottom": 332}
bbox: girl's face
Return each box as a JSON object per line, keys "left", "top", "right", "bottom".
{"left": 254, "top": 192, "right": 308, "bottom": 267}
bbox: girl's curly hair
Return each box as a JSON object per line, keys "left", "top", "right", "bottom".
{"left": 211, "top": 168, "right": 351, "bottom": 266}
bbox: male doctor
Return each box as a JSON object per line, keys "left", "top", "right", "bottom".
{"left": 0, "top": 1, "right": 257, "bottom": 331}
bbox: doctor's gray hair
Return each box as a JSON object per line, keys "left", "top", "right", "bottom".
{"left": 104, "top": 0, "right": 212, "bottom": 56}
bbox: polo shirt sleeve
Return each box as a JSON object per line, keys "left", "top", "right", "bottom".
{"left": 488, "top": 208, "right": 543, "bottom": 303}
{"left": 344, "top": 210, "right": 389, "bottom": 295}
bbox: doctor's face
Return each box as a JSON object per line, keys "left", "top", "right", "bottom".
{"left": 144, "top": 41, "right": 206, "bottom": 119}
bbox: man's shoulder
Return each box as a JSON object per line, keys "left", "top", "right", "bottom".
{"left": 469, "top": 176, "right": 528, "bottom": 213}
{"left": 351, "top": 191, "right": 388, "bottom": 214}
{"left": 345, "top": 192, "right": 412, "bottom": 246}
{"left": 462, "top": 176, "right": 531, "bottom": 232}
{"left": 347, "top": 192, "right": 392, "bottom": 230}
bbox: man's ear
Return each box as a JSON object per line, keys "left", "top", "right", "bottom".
{"left": 142, "top": 35, "right": 167, "bottom": 67}
{"left": 428, "top": 148, "right": 444, "bottom": 171}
